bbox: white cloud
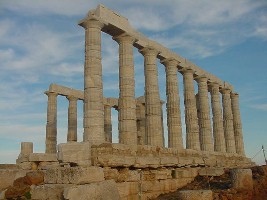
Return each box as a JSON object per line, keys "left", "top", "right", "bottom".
{"left": 251, "top": 104, "right": 267, "bottom": 111}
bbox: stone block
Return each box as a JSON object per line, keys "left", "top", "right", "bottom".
{"left": 174, "top": 168, "right": 199, "bottom": 179}
{"left": 44, "top": 167, "right": 104, "bottom": 184}
{"left": 37, "top": 161, "right": 60, "bottom": 170}
{"left": 31, "top": 184, "right": 70, "bottom": 200}
{"left": 199, "top": 167, "right": 224, "bottom": 176}
{"left": 177, "top": 190, "right": 213, "bottom": 200}
{"left": 58, "top": 142, "right": 91, "bottom": 166}
{"left": 103, "top": 167, "right": 118, "bottom": 181}
{"left": 117, "top": 181, "right": 138, "bottom": 197}
{"left": 135, "top": 157, "right": 160, "bottom": 168}
{"left": 18, "top": 162, "right": 32, "bottom": 170}
{"left": 230, "top": 168, "right": 253, "bottom": 190}
{"left": 29, "top": 153, "right": 57, "bottom": 162}
{"left": 64, "top": 180, "right": 120, "bottom": 200}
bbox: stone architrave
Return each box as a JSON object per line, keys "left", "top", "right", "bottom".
{"left": 180, "top": 68, "right": 200, "bottom": 150}
{"left": 67, "top": 95, "right": 78, "bottom": 142}
{"left": 45, "top": 91, "right": 58, "bottom": 154}
{"left": 161, "top": 58, "right": 183, "bottom": 149}
{"left": 104, "top": 105, "right": 112, "bottom": 143}
{"left": 113, "top": 33, "right": 137, "bottom": 145}
{"left": 231, "top": 92, "right": 245, "bottom": 155}
{"left": 209, "top": 82, "right": 226, "bottom": 152}
{"left": 79, "top": 17, "right": 105, "bottom": 145}
{"left": 139, "top": 47, "right": 163, "bottom": 147}
{"left": 195, "top": 76, "right": 213, "bottom": 151}
{"left": 221, "top": 88, "right": 236, "bottom": 153}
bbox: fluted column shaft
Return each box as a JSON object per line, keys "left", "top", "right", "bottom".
{"left": 67, "top": 95, "right": 78, "bottom": 142}
{"left": 231, "top": 93, "right": 245, "bottom": 155}
{"left": 114, "top": 34, "right": 137, "bottom": 144}
{"left": 196, "top": 76, "right": 213, "bottom": 151}
{"left": 221, "top": 88, "right": 236, "bottom": 153}
{"left": 104, "top": 105, "right": 112, "bottom": 143}
{"left": 80, "top": 19, "right": 105, "bottom": 144}
{"left": 45, "top": 91, "right": 58, "bottom": 153}
{"left": 209, "top": 83, "right": 226, "bottom": 152}
{"left": 140, "top": 47, "right": 163, "bottom": 147}
{"left": 162, "top": 59, "right": 183, "bottom": 149}
{"left": 181, "top": 68, "right": 200, "bottom": 150}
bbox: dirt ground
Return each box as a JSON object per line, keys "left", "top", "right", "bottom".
{"left": 155, "top": 165, "right": 267, "bottom": 200}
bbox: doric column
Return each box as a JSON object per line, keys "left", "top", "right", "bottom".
{"left": 231, "top": 92, "right": 245, "bottom": 155}
{"left": 67, "top": 95, "right": 78, "bottom": 142}
{"left": 139, "top": 47, "right": 163, "bottom": 147}
{"left": 45, "top": 91, "right": 58, "bottom": 153}
{"left": 209, "top": 82, "right": 226, "bottom": 152}
{"left": 79, "top": 18, "right": 105, "bottom": 144}
{"left": 161, "top": 58, "right": 183, "bottom": 149}
{"left": 221, "top": 88, "right": 236, "bottom": 153}
{"left": 180, "top": 68, "right": 200, "bottom": 150}
{"left": 195, "top": 76, "right": 213, "bottom": 151}
{"left": 113, "top": 33, "right": 137, "bottom": 144}
{"left": 104, "top": 105, "right": 112, "bottom": 143}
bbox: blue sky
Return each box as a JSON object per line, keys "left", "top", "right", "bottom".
{"left": 0, "top": 0, "right": 266, "bottom": 165}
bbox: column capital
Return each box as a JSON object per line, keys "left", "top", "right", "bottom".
{"left": 160, "top": 58, "right": 179, "bottom": 66}
{"left": 179, "top": 67, "right": 195, "bottom": 75}
{"left": 113, "top": 33, "right": 137, "bottom": 44}
{"left": 66, "top": 95, "right": 78, "bottom": 101}
{"left": 230, "top": 92, "right": 239, "bottom": 98}
{"left": 220, "top": 88, "right": 232, "bottom": 94}
{"left": 195, "top": 75, "right": 208, "bottom": 83}
{"left": 139, "top": 46, "right": 160, "bottom": 56}
{"left": 44, "top": 91, "right": 58, "bottom": 97}
{"left": 79, "top": 17, "right": 105, "bottom": 29}
{"left": 208, "top": 81, "right": 220, "bottom": 88}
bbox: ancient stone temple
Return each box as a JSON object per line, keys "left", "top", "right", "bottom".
{"left": 0, "top": 4, "right": 254, "bottom": 200}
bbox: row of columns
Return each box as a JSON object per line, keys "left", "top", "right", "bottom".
{"left": 45, "top": 17, "right": 245, "bottom": 155}
{"left": 78, "top": 17, "right": 245, "bottom": 155}
{"left": 45, "top": 92, "right": 78, "bottom": 153}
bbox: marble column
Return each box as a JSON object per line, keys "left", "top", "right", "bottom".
{"left": 180, "top": 68, "right": 200, "bottom": 150}
{"left": 221, "top": 88, "right": 236, "bottom": 153}
{"left": 45, "top": 91, "right": 58, "bottom": 154}
{"left": 161, "top": 58, "right": 183, "bottom": 149}
{"left": 209, "top": 82, "right": 226, "bottom": 152}
{"left": 67, "top": 95, "right": 78, "bottom": 142}
{"left": 139, "top": 47, "right": 163, "bottom": 147}
{"left": 114, "top": 33, "right": 137, "bottom": 144}
{"left": 104, "top": 105, "right": 112, "bottom": 143}
{"left": 79, "top": 18, "right": 105, "bottom": 144}
{"left": 231, "top": 92, "right": 245, "bottom": 155}
{"left": 196, "top": 76, "right": 213, "bottom": 151}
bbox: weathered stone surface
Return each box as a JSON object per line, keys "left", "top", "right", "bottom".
{"left": 199, "top": 167, "right": 224, "bottom": 176}
{"left": 117, "top": 181, "right": 138, "bottom": 198}
{"left": 177, "top": 190, "right": 213, "bottom": 200}
{"left": 44, "top": 167, "right": 104, "bottom": 184}
{"left": 230, "top": 168, "right": 253, "bottom": 190}
{"left": 31, "top": 184, "right": 69, "bottom": 200}
{"left": 58, "top": 142, "right": 91, "bottom": 166}
{"left": 37, "top": 161, "right": 60, "bottom": 170}
{"left": 29, "top": 153, "right": 57, "bottom": 162}
{"left": 26, "top": 171, "right": 44, "bottom": 185}
{"left": 0, "top": 190, "right": 6, "bottom": 200}
{"left": 64, "top": 180, "right": 120, "bottom": 200}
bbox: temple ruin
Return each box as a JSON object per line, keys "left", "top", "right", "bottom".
{"left": 0, "top": 4, "right": 254, "bottom": 200}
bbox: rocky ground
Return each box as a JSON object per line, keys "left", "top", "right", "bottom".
{"left": 156, "top": 165, "right": 267, "bottom": 200}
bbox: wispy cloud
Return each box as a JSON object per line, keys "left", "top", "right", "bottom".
{"left": 251, "top": 104, "right": 267, "bottom": 111}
